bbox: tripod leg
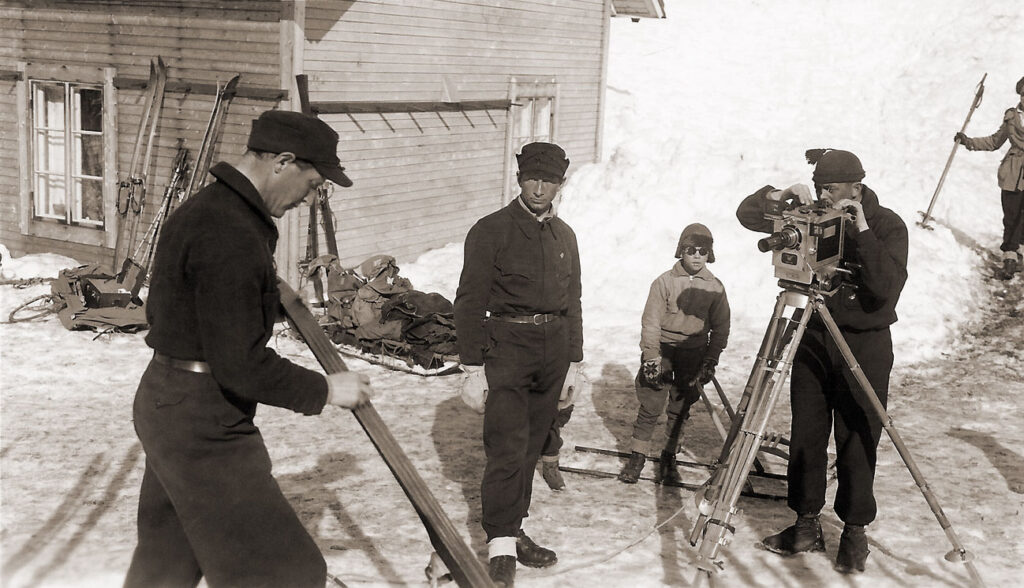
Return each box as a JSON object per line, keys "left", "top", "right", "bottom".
{"left": 689, "top": 289, "right": 814, "bottom": 578}
{"left": 699, "top": 385, "right": 730, "bottom": 443}
{"left": 709, "top": 291, "right": 790, "bottom": 469}
{"left": 815, "top": 301, "right": 986, "bottom": 588}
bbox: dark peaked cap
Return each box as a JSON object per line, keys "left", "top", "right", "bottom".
{"left": 517, "top": 142, "right": 570, "bottom": 182}
{"left": 247, "top": 110, "right": 353, "bottom": 187}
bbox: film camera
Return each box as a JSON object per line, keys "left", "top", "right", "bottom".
{"left": 757, "top": 199, "right": 851, "bottom": 287}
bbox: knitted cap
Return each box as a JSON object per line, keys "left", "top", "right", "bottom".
{"left": 675, "top": 223, "right": 715, "bottom": 263}
{"left": 806, "top": 148, "right": 865, "bottom": 185}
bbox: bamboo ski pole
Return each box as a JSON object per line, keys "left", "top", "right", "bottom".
{"left": 919, "top": 73, "right": 986, "bottom": 229}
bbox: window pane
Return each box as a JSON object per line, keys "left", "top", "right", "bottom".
{"left": 35, "top": 129, "right": 66, "bottom": 175}
{"left": 78, "top": 134, "right": 103, "bottom": 177}
{"left": 536, "top": 98, "right": 552, "bottom": 140}
{"left": 33, "top": 83, "right": 66, "bottom": 130}
{"left": 35, "top": 173, "right": 67, "bottom": 219}
{"left": 517, "top": 99, "right": 534, "bottom": 142}
{"left": 76, "top": 178, "right": 104, "bottom": 224}
{"left": 78, "top": 88, "right": 103, "bottom": 132}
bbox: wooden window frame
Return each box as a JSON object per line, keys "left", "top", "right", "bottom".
{"left": 502, "top": 76, "right": 559, "bottom": 205}
{"left": 18, "top": 62, "right": 118, "bottom": 248}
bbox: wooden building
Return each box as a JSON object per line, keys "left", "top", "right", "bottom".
{"left": 1, "top": 1, "right": 661, "bottom": 285}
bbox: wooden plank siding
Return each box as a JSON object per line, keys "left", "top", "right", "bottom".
{"left": 303, "top": 0, "right": 607, "bottom": 268}
{"left": 2, "top": 0, "right": 610, "bottom": 286}
{"left": 0, "top": 3, "right": 286, "bottom": 264}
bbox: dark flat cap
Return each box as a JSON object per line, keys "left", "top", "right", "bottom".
{"left": 247, "top": 110, "right": 352, "bottom": 187}
{"left": 517, "top": 142, "right": 569, "bottom": 183}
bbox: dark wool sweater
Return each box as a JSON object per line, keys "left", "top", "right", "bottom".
{"left": 145, "top": 162, "right": 327, "bottom": 415}
{"left": 454, "top": 200, "right": 584, "bottom": 366}
{"left": 736, "top": 184, "right": 908, "bottom": 331}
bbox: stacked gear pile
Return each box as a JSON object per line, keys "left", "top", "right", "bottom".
{"left": 51, "top": 264, "right": 148, "bottom": 333}
{"left": 321, "top": 254, "right": 458, "bottom": 371}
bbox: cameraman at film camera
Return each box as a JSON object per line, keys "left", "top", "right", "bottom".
{"left": 735, "top": 149, "right": 908, "bottom": 574}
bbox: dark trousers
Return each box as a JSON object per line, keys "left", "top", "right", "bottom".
{"left": 481, "top": 320, "right": 569, "bottom": 541}
{"left": 999, "top": 189, "right": 1024, "bottom": 253}
{"left": 541, "top": 405, "right": 574, "bottom": 458}
{"left": 125, "top": 361, "right": 326, "bottom": 588}
{"left": 630, "top": 343, "right": 705, "bottom": 454}
{"left": 787, "top": 326, "right": 892, "bottom": 527}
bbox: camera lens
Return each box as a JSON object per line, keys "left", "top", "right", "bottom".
{"left": 757, "top": 226, "right": 801, "bottom": 252}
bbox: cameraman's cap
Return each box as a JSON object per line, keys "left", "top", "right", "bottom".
{"left": 247, "top": 110, "right": 353, "bottom": 187}
{"left": 809, "top": 149, "right": 865, "bottom": 185}
{"left": 517, "top": 142, "right": 570, "bottom": 183}
{"left": 675, "top": 223, "right": 715, "bottom": 263}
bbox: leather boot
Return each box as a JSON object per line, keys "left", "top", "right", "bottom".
{"left": 541, "top": 455, "right": 565, "bottom": 491}
{"left": 835, "top": 524, "right": 869, "bottom": 573}
{"left": 657, "top": 450, "right": 682, "bottom": 484}
{"left": 761, "top": 513, "right": 826, "bottom": 555}
{"left": 617, "top": 451, "right": 646, "bottom": 484}
{"left": 515, "top": 530, "right": 557, "bottom": 568}
{"left": 488, "top": 555, "right": 516, "bottom": 586}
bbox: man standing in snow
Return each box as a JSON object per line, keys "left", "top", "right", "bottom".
{"left": 454, "top": 141, "right": 584, "bottom": 586}
{"left": 736, "top": 149, "right": 908, "bottom": 574}
{"left": 125, "top": 110, "right": 373, "bottom": 588}
{"left": 955, "top": 75, "right": 1024, "bottom": 278}
{"left": 617, "top": 223, "right": 730, "bottom": 485}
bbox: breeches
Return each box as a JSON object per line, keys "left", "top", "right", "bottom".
{"left": 481, "top": 320, "right": 569, "bottom": 540}
{"left": 999, "top": 189, "right": 1024, "bottom": 252}
{"left": 124, "top": 360, "right": 325, "bottom": 588}
{"left": 630, "top": 343, "right": 705, "bottom": 453}
{"left": 787, "top": 327, "right": 892, "bottom": 526}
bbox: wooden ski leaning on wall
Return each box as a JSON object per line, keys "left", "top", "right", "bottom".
{"left": 113, "top": 57, "right": 167, "bottom": 273}
{"left": 184, "top": 74, "right": 241, "bottom": 198}
{"left": 295, "top": 74, "right": 340, "bottom": 307}
{"left": 276, "top": 279, "right": 493, "bottom": 588}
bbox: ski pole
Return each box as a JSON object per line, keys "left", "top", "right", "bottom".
{"left": 919, "top": 73, "right": 986, "bottom": 229}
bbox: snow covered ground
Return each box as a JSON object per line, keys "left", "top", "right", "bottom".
{"left": 2, "top": 1, "right": 1023, "bottom": 586}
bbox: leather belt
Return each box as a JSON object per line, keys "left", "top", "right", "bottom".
{"left": 488, "top": 313, "right": 561, "bottom": 325}
{"left": 153, "top": 351, "right": 212, "bottom": 374}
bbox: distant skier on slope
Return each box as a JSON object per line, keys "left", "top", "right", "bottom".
{"left": 955, "top": 75, "right": 1024, "bottom": 278}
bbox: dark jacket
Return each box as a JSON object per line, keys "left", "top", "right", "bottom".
{"left": 962, "top": 106, "right": 1024, "bottom": 191}
{"left": 145, "top": 162, "right": 327, "bottom": 415}
{"left": 454, "top": 200, "right": 584, "bottom": 366}
{"left": 736, "top": 185, "right": 908, "bottom": 330}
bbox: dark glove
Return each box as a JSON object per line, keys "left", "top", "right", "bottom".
{"left": 696, "top": 358, "right": 717, "bottom": 386}
{"left": 954, "top": 132, "right": 967, "bottom": 144}
{"left": 640, "top": 359, "right": 663, "bottom": 390}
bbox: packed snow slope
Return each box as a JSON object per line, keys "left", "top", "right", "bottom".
{"left": 408, "top": 0, "right": 1023, "bottom": 371}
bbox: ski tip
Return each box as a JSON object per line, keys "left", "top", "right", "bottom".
{"left": 224, "top": 74, "right": 242, "bottom": 93}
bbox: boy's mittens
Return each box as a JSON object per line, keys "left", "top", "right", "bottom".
{"left": 697, "top": 357, "right": 717, "bottom": 385}
{"left": 640, "top": 359, "right": 664, "bottom": 390}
